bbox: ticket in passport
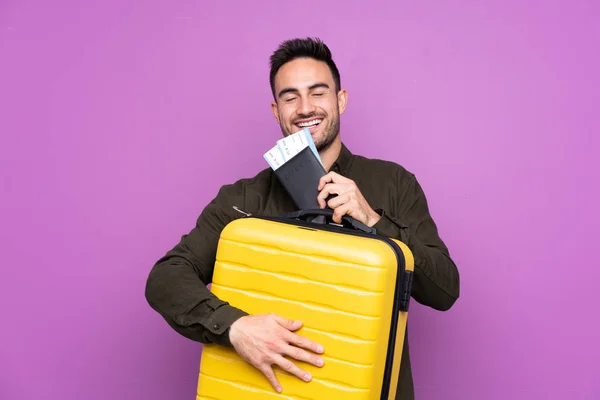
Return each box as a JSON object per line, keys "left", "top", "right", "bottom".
{"left": 263, "top": 144, "right": 285, "bottom": 170}
{"left": 276, "top": 133, "right": 302, "bottom": 161}
{"left": 277, "top": 128, "right": 323, "bottom": 165}
{"left": 300, "top": 128, "right": 323, "bottom": 167}
{"left": 263, "top": 128, "right": 323, "bottom": 170}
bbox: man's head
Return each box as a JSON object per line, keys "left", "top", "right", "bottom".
{"left": 269, "top": 38, "right": 347, "bottom": 152}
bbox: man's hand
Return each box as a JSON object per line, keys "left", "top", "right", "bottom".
{"left": 317, "top": 171, "right": 381, "bottom": 227}
{"left": 228, "top": 313, "right": 325, "bottom": 393}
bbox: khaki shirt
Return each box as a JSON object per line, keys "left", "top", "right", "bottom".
{"left": 145, "top": 142, "right": 460, "bottom": 400}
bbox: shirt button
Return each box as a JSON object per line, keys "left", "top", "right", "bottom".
{"left": 213, "top": 324, "right": 220, "bottom": 330}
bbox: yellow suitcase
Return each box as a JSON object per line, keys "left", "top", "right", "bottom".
{"left": 196, "top": 209, "right": 414, "bottom": 400}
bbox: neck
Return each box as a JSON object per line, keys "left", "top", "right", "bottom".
{"left": 319, "top": 137, "right": 342, "bottom": 172}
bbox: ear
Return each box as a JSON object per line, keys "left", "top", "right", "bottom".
{"left": 337, "top": 89, "right": 348, "bottom": 115}
{"left": 271, "top": 100, "right": 281, "bottom": 123}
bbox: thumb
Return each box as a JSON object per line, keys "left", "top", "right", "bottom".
{"left": 272, "top": 314, "right": 303, "bottom": 331}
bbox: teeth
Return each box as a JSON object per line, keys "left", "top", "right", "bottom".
{"left": 298, "top": 119, "right": 322, "bottom": 127}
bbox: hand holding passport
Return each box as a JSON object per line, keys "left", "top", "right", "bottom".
{"left": 263, "top": 129, "right": 379, "bottom": 232}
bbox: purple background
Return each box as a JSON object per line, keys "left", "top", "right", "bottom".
{"left": 1, "top": 1, "right": 599, "bottom": 399}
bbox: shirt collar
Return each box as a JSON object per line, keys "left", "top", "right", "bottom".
{"left": 330, "top": 142, "right": 354, "bottom": 174}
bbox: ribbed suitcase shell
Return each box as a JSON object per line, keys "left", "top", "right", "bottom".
{"left": 196, "top": 215, "right": 414, "bottom": 400}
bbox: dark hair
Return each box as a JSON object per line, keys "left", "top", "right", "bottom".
{"left": 269, "top": 37, "right": 341, "bottom": 98}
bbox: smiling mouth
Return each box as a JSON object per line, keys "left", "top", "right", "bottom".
{"left": 295, "top": 118, "right": 322, "bottom": 129}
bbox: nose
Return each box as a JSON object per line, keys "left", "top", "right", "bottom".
{"left": 297, "top": 95, "right": 316, "bottom": 116}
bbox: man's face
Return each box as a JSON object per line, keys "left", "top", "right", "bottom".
{"left": 271, "top": 57, "right": 347, "bottom": 152}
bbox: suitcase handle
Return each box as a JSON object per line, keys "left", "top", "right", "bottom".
{"left": 282, "top": 208, "right": 377, "bottom": 235}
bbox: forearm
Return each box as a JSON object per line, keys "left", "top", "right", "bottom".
{"left": 145, "top": 184, "right": 250, "bottom": 346}
{"left": 400, "top": 229, "right": 459, "bottom": 311}
{"left": 145, "top": 256, "right": 247, "bottom": 347}
{"left": 373, "top": 214, "right": 458, "bottom": 310}
{"left": 372, "top": 173, "right": 460, "bottom": 311}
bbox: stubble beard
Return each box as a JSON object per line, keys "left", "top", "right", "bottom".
{"left": 314, "top": 112, "right": 340, "bottom": 152}
{"left": 279, "top": 108, "right": 341, "bottom": 153}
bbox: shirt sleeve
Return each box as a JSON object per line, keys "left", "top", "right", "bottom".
{"left": 144, "top": 183, "right": 249, "bottom": 348}
{"left": 372, "top": 172, "right": 460, "bottom": 311}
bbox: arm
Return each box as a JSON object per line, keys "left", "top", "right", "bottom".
{"left": 144, "top": 183, "right": 248, "bottom": 347}
{"left": 145, "top": 181, "right": 326, "bottom": 392}
{"left": 317, "top": 169, "right": 459, "bottom": 312}
{"left": 372, "top": 172, "right": 460, "bottom": 311}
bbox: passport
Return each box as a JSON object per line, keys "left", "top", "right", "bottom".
{"left": 263, "top": 128, "right": 327, "bottom": 210}
{"left": 273, "top": 145, "right": 327, "bottom": 209}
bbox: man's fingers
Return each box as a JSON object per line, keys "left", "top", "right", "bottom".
{"left": 327, "top": 192, "right": 350, "bottom": 209}
{"left": 272, "top": 314, "right": 302, "bottom": 331}
{"left": 259, "top": 364, "right": 282, "bottom": 393}
{"left": 284, "top": 344, "right": 325, "bottom": 367}
{"left": 285, "top": 330, "right": 324, "bottom": 354}
{"left": 317, "top": 183, "right": 343, "bottom": 207}
{"left": 317, "top": 186, "right": 333, "bottom": 208}
{"left": 318, "top": 171, "right": 351, "bottom": 190}
{"left": 272, "top": 355, "right": 312, "bottom": 382}
{"left": 317, "top": 172, "right": 335, "bottom": 190}
{"left": 333, "top": 203, "right": 352, "bottom": 223}
{"left": 232, "top": 314, "right": 327, "bottom": 394}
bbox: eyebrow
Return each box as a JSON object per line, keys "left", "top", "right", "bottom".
{"left": 277, "top": 82, "right": 330, "bottom": 99}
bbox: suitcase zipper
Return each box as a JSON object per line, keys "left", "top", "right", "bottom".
{"left": 235, "top": 213, "right": 413, "bottom": 400}
{"left": 232, "top": 206, "right": 252, "bottom": 217}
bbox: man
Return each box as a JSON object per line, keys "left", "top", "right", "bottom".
{"left": 145, "top": 37, "right": 460, "bottom": 399}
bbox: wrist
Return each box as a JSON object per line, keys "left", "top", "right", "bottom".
{"left": 228, "top": 315, "right": 245, "bottom": 341}
{"left": 206, "top": 304, "right": 247, "bottom": 348}
{"left": 366, "top": 209, "right": 382, "bottom": 227}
